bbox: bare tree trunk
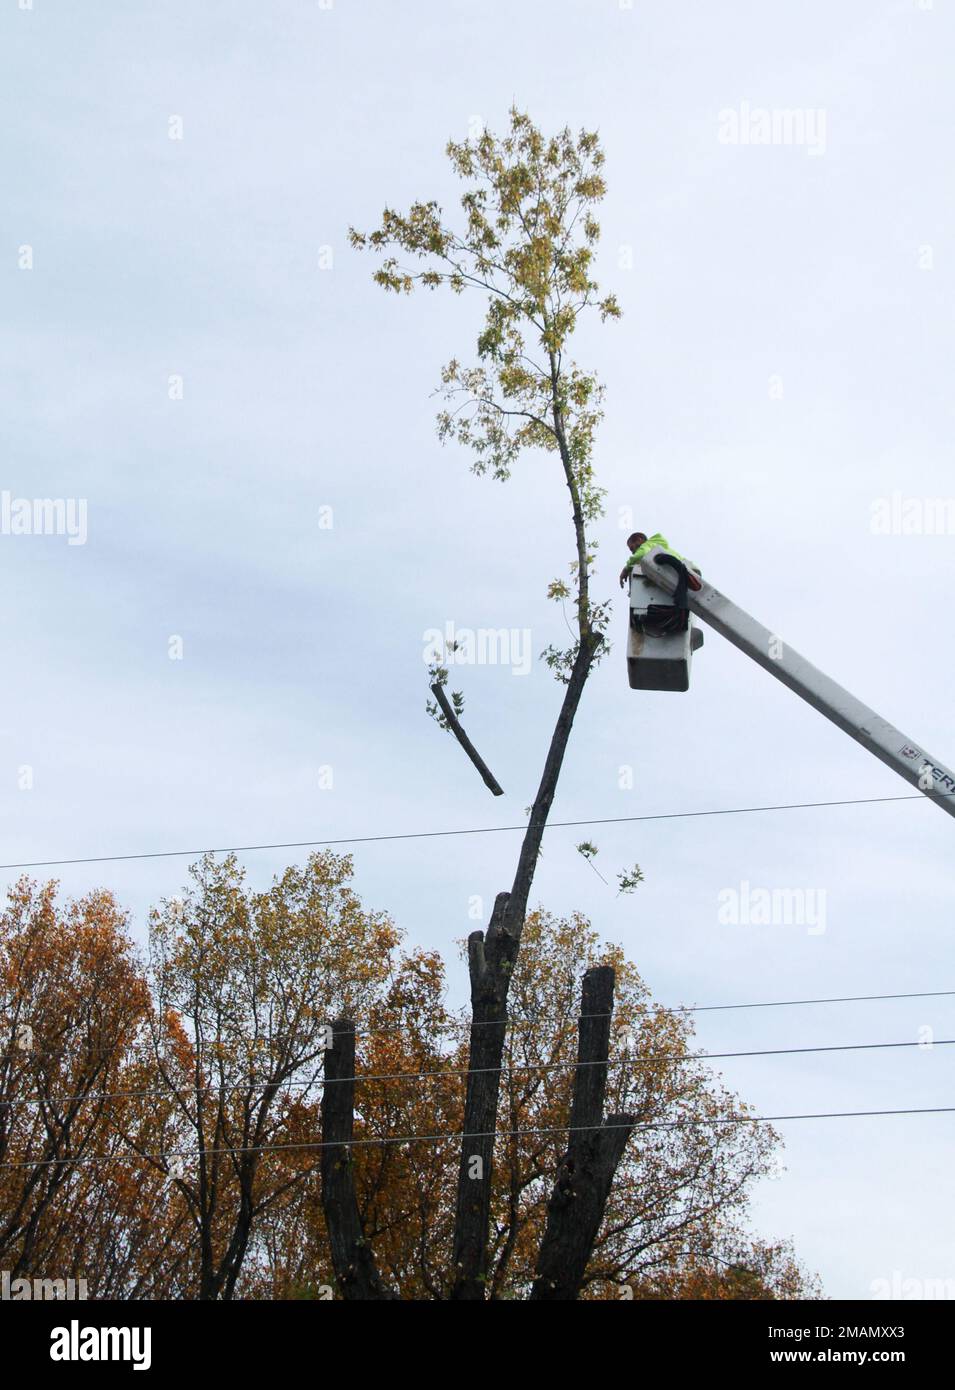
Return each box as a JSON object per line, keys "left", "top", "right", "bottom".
{"left": 531, "top": 966, "right": 635, "bottom": 1300}
{"left": 450, "top": 892, "right": 512, "bottom": 1300}
{"left": 320, "top": 1019, "right": 396, "bottom": 1300}
{"left": 451, "top": 636, "right": 600, "bottom": 1299}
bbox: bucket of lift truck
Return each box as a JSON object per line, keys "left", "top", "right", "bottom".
{"left": 627, "top": 546, "right": 704, "bottom": 692}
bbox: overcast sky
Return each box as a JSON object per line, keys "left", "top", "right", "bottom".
{"left": 2, "top": 0, "right": 953, "bottom": 1300}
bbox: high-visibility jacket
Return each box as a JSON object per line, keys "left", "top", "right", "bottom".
{"left": 624, "top": 533, "right": 688, "bottom": 572}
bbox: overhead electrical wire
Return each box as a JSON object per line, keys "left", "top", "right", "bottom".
{"left": 356, "top": 986, "right": 955, "bottom": 1037}
{"left": 0, "top": 790, "right": 945, "bottom": 873}
{"left": 2, "top": 1035, "right": 952, "bottom": 1113}
{"left": 3, "top": 1105, "right": 954, "bottom": 1172}
{"left": 5, "top": 987, "right": 955, "bottom": 1070}
{"left": 4, "top": 987, "right": 954, "bottom": 1069}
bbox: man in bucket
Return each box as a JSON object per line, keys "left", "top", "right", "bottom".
{"left": 619, "top": 531, "right": 702, "bottom": 590}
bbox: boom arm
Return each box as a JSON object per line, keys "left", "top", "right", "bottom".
{"left": 636, "top": 549, "right": 955, "bottom": 820}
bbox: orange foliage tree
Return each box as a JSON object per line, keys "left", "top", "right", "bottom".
{"left": 0, "top": 871, "right": 819, "bottom": 1301}
{"left": 0, "top": 879, "right": 150, "bottom": 1281}
{"left": 240, "top": 910, "right": 820, "bottom": 1301}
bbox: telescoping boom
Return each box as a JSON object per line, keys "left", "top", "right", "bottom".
{"left": 628, "top": 546, "right": 955, "bottom": 821}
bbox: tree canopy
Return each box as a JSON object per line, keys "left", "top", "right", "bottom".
{"left": 0, "top": 871, "right": 819, "bottom": 1300}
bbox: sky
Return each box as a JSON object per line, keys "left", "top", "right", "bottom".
{"left": 1, "top": 0, "right": 954, "bottom": 1300}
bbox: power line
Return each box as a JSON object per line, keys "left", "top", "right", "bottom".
{"left": 675, "top": 987, "right": 955, "bottom": 1015}
{"left": 355, "top": 986, "right": 955, "bottom": 1037}
{"left": 0, "top": 791, "right": 940, "bottom": 873}
{"left": 5, "top": 987, "right": 954, "bottom": 1066}
{"left": 3, "top": 1105, "right": 954, "bottom": 1171}
{"left": 3, "top": 1036, "right": 952, "bottom": 1113}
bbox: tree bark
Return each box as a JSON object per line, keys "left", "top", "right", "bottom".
{"left": 499, "top": 637, "right": 600, "bottom": 940}
{"left": 450, "top": 892, "right": 513, "bottom": 1299}
{"left": 531, "top": 966, "right": 636, "bottom": 1300}
{"left": 320, "top": 1019, "right": 396, "bottom": 1299}
{"left": 450, "top": 635, "right": 600, "bottom": 1299}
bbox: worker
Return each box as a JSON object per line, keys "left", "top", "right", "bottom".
{"left": 619, "top": 532, "right": 702, "bottom": 590}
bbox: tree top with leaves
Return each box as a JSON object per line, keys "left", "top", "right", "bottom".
{"left": 351, "top": 106, "right": 619, "bottom": 662}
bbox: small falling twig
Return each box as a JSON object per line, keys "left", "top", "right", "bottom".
{"left": 616, "top": 865, "right": 645, "bottom": 896}
{"left": 576, "top": 841, "right": 609, "bottom": 885}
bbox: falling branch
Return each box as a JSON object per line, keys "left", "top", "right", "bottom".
{"left": 429, "top": 682, "right": 504, "bottom": 797}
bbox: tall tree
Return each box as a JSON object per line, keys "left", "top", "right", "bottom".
{"left": 0, "top": 879, "right": 150, "bottom": 1279}
{"left": 242, "top": 909, "right": 817, "bottom": 1301}
{"left": 352, "top": 108, "right": 624, "bottom": 1296}
{"left": 140, "top": 851, "right": 398, "bottom": 1300}
{"left": 0, "top": 875, "right": 819, "bottom": 1301}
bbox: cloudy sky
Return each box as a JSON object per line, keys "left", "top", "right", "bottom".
{"left": 2, "top": 0, "right": 953, "bottom": 1299}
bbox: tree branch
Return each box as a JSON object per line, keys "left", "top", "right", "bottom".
{"left": 430, "top": 683, "right": 504, "bottom": 796}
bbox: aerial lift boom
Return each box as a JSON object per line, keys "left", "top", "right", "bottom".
{"left": 628, "top": 546, "right": 955, "bottom": 820}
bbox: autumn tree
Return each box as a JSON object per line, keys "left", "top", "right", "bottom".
{"left": 0, "top": 872, "right": 819, "bottom": 1301}
{"left": 627, "top": 1236, "right": 823, "bottom": 1301}
{"left": 0, "top": 878, "right": 150, "bottom": 1281}
{"left": 351, "top": 108, "right": 632, "bottom": 1297}
{"left": 136, "top": 851, "right": 398, "bottom": 1300}
{"left": 246, "top": 909, "right": 818, "bottom": 1300}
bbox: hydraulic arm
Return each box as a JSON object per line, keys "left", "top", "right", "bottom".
{"left": 630, "top": 546, "right": 955, "bottom": 820}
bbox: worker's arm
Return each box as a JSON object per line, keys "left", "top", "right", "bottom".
{"left": 620, "top": 550, "right": 646, "bottom": 587}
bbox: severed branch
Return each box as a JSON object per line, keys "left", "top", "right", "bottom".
{"left": 530, "top": 965, "right": 636, "bottom": 1300}
{"left": 430, "top": 682, "right": 504, "bottom": 797}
